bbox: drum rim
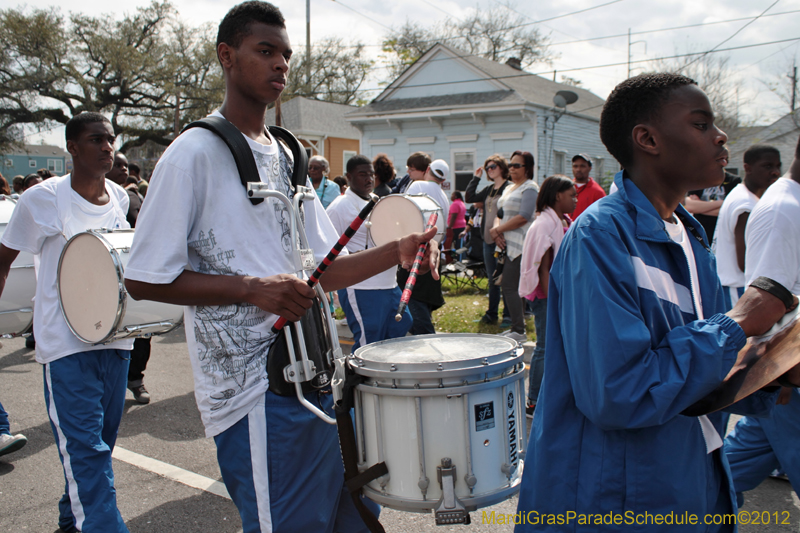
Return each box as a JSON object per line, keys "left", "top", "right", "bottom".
{"left": 349, "top": 333, "right": 523, "bottom": 378}
{"left": 57, "top": 229, "right": 128, "bottom": 345}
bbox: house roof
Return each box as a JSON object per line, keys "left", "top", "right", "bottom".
{"left": 4, "top": 144, "right": 69, "bottom": 158}
{"left": 348, "top": 43, "right": 606, "bottom": 121}
{"left": 265, "top": 96, "right": 361, "bottom": 139}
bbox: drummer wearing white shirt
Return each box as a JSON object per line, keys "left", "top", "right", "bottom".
{"left": 0, "top": 112, "right": 132, "bottom": 533}
{"left": 712, "top": 145, "right": 781, "bottom": 308}
{"left": 326, "top": 155, "right": 412, "bottom": 351}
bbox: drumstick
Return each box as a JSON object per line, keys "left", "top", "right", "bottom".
{"left": 271, "top": 194, "right": 379, "bottom": 334}
{"left": 395, "top": 212, "right": 438, "bottom": 322}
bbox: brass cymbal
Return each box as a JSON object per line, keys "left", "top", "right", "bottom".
{"left": 682, "top": 319, "right": 800, "bottom": 417}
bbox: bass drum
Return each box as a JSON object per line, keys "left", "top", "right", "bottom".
{"left": 0, "top": 196, "right": 36, "bottom": 337}
{"left": 57, "top": 229, "right": 184, "bottom": 344}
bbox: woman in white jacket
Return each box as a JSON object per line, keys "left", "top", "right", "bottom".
{"left": 519, "top": 175, "right": 577, "bottom": 417}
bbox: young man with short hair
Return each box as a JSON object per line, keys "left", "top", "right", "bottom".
{"left": 0, "top": 112, "right": 132, "bottom": 533}
{"left": 723, "top": 135, "right": 800, "bottom": 510}
{"left": 514, "top": 73, "right": 793, "bottom": 532}
{"left": 570, "top": 152, "right": 605, "bottom": 218}
{"left": 326, "top": 155, "right": 412, "bottom": 350}
{"left": 122, "top": 3, "right": 438, "bottom": 532}
{"left": 712, "top": 144, "right": 781, "bottom": 307}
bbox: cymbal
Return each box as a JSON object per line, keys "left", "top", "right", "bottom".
{"left": 682, "top": 318, "right": 800, "bottom": 417}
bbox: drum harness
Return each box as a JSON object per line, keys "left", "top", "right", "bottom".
{"left": 182, "top": 117, "right": 388, "bottom": 533}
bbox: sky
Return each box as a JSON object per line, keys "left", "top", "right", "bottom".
{"left": 4, "top": 0, "right": 800, "bottom": 145}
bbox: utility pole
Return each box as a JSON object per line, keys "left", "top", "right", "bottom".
{"left": 789, "top": 65, "right": 797, "bottom": 112}
{"left": 627, "top": 28, "right": 646, "bottom": 78}
{"left": 306, "top": 0, "right": 311, "bottom": 89}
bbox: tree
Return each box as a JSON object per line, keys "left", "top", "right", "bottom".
{"left": 381, "top": 5, "right": 555, "bottom": 81}
{"left": 283, "top": 37, "right": 373, "bottom": 105}
{"left": 0, "top": 1, "right": 223, "bottom": 152}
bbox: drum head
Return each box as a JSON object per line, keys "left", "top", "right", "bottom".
{"left": 58, "top": 232, "right": 123, "bottom": 343}
{"left": 367, "top": 195, "right": 445, "bottom": 246}
{"left": 351, "top": 333, "right": 520, "bottom": 378}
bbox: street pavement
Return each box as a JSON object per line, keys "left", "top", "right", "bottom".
{"left": 1, "top": 329, "right": 798, "bottom": 532}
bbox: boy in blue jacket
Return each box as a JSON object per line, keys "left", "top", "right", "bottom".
{"left": 515, "top": 73, "right": 796, "bottom": 532}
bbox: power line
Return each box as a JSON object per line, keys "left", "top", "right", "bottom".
{"left": 547, "top": 9, "right": 800, "bottom": 47}
{"left": 305, "top": 36, "right": 800, "bottom": 97}
{"left": 327, "top": 0, "right": 393, "bottom": 32}
{"left": 680, "top": 0, "right": 781, "bottom": 72}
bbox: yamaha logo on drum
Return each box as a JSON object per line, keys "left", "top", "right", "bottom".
{"left": 507, "top": 391, "right": 518, "bottom": 467}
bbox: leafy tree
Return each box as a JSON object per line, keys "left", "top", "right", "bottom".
{"left": 381, "top": 5, "right": 555, "bottom": 80}
{"left": 0, "top": 1, "right": 222, "bottom": 152}
{"left": 284, "top": 37, "right": 373, "bottom": 105}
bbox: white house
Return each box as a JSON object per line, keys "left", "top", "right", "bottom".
{"left": 346, "top": 43, "right": 618, "bottom": 195}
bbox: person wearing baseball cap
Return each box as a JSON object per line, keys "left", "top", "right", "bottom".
{"left": 571, "top": 153, "right": 606, "bottom": 218}
{"left": 402, "top": 159, "right": 450, "bottom": 334}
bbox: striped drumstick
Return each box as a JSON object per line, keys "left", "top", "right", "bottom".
{"left": 271, "top": 194, "right": 379, "bottom": 334}
{"left": 395, "top": 212, "right": 438, "bottom": 322}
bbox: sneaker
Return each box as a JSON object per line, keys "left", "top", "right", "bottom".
{"left": 501, "top": 330, "right": 528, "bottom": 343}
{"left": 0, "top": 433, "right": 28, "bottom": 457}
{"left": 473, "top": 315, "right": 497, "bottom": 325}
{"left": 769, "top": 469, "right": 789, "bottom": 481}
{"left": 128, "top": 382, "right": 151, "bottom": 404}
{"left": 499, "top": 317, "right": 512, "bottom": 328}
{"left": 526, "top": 402, "right": 535, "bottom": 419}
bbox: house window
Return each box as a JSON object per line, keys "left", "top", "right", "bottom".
{"left": 29, "top": 160, "right": 37, "bottom": 168}
{"left": 553, "top": 151, "right": 566, "bottom": 175}
{"left": 343, "top": 151, "right": 357, "bottom": 169}
{"left": 4, "top": 159, "right": 11, "bottom": 168}
{"left": 451, "top": 150, "right": 475, "bottom": 193}
{"left": 48, "top": 159, "right": 63, "bottom": 174}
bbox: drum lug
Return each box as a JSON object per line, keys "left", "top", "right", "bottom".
{"left": 331, "top": 357, "right": 346, "bottom": 405}
{"left": 434, "top": 458, "right": 470, "bottom": 525}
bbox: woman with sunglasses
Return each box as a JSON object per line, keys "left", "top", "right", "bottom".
{"left": 466, "top": 154, "right": 511, "bottom": 325}
{"left": 489, "top": 151, "right": 538, "bottom": 343}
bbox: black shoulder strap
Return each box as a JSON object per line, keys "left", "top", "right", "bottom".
{"left": 181, "top": 117, "right": 309, "bottom": 206}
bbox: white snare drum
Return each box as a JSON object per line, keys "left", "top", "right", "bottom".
{"left": 0, "top": 196, "right": 36, "bottom": 337}
{"left": 366, "top": 194, "right": 445, "bottom": 246}
{"left": 349, "top": 334, "right": 526, "bottom": 523}
{"left": 57, "top": 229, "right": 183, "bottom": 344}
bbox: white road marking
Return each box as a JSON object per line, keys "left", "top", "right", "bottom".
{"left": 112, "top": 446, "right": 231, "bottom": 500}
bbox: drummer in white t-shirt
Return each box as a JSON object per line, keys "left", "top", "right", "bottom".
{"left": 326, "top": 155, "right": 412, "bottom": 351}
{"left": 724, "top": 136, "right": 800, "bottom": 509}
{"left": 0, "top": 112, "right": 132, "bottom": 533}
{"left": 712, "top": 145, "right": 781, "bottom": 307}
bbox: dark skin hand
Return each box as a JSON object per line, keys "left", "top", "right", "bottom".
{"left": 734, "top": 212, "right": 749, "bottom": 272}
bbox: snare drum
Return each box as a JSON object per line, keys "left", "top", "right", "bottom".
{"left": 366, "top": 194, "right": 445, "bottom": 246}
{"left": 0, "top": 196, "right": 36, "bottom": 337}
{"left": 349, "top": 334, "right": 526, "bottom": 520}
{"left": 57, "top": 229, "right": 184, "bottom": 344}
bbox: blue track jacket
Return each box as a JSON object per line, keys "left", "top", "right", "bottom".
{"left": 514, "top": 173, "right": 777, "bottom": 532}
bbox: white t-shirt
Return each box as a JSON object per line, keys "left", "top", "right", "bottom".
{"left": 712, "top": 183, "right": 759, "bottom": 288}
{"left": 326, "top": 188, "right": 397, "bottom": 290}
{"left": 1, "top": 175, "right": 133, "bottom": 363}
{"left": 665, "top": 215, "right": 723, "bottom": 454}
{"left": 124, "top": 114, "right": 341, "bottom": 437}
{"left": 406, "top": 180, "right": 450, "bottom": 219}
{"left": 745, "top": 176, "right": 800, "bottom": 294}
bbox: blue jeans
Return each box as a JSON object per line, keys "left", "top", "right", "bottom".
{"left": 482, "top": 242, "right": 509, "bottom": 322}
{"left": 407, "top": 298, "right": 436, "bottom": 335}
{"left": 527, "top": 297, "right": 547, "bottom": 404}
{"left": 0, "top": 398, "right": 9, "bottom": 435}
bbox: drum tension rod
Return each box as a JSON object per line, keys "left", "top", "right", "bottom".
{"left": 435, "top": 458, "right": 470, "bottom": 525}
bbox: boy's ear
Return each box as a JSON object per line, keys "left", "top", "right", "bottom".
{"left": 632, "top": 124, "right": 659, "bottom": 157}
